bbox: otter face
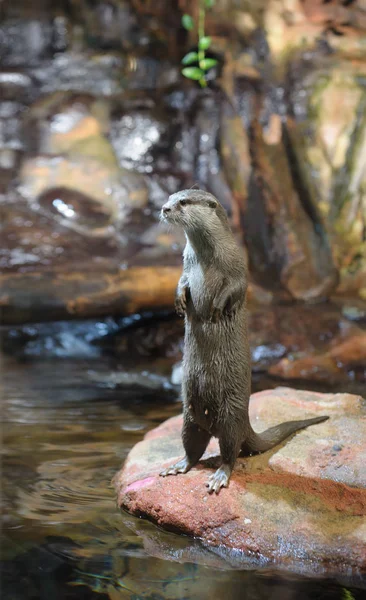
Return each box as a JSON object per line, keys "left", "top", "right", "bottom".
{"left": 160, "top": 189, "right": 219, "bottom": 231}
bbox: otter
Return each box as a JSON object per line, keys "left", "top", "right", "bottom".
{"left": 160, "top": 189, "right": 328, "bottom": 494}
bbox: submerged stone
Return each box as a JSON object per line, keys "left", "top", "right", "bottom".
{"left": 115, "top": 388, "right": 366, "bottom": 578}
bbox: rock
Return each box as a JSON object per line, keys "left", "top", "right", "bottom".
{"left": 15, "top": 90, "right": 148, "bottom": 237}
{"left": 132, "top": 222, "right": 185, "bottom": 266}
{"left": 81, "top": 0, "right": 142, "bottom": 51}
{"left": 25, "top": 91, "right": 111, "bottom": 154}
{"left": 30, "top": 52, "right": 127, "bottom": 97}
{"left": 287, "top": 59, "right": 366, "bottom": 301}
{"left": 239, "top": 1, "right": 366, "bottom": 62}
{"left": 220, "top": 96, "right": 251, "bottom": 224}
{"left": 0, "top": 18, "right": 55, "bottom": 66}
{"left": 115, "top": 387, "right": 366, "bottom": 577}
{"left": 269, "top": 329, "right": 366, "bottom": 385}
{"left": 249, "top": 302, "right": 366, "bottom": 387}
{"left": 18, "top": 154, "right": 148, "bottom": 235}
{"left": 0, "top": 71, "right": 35, "bottom": 104}
{"left": 245, "top": 119, "right": 338, "bottom": 300}
{"left": 0, "top": 187, "right": 183, "bottom": 324}
{"left": 301, "top": 0, "right": 366, "bottom": 37}
{"left": 191, "top": 91, "right": 235, "bottom": 214}
{"left": 110, "top": 102, "right": 179, "bottom": 173}
{"left": 264, "top": 1, "right": 316, "bottom": 60}
{"left": 0, "top": 265, "right": 181, "bottom": 324}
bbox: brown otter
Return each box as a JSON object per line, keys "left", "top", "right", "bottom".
{"left": 160, "top": 189, "right": 328, "bottom": 494}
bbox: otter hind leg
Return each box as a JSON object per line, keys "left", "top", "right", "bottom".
{"left": 207, "top": 424, "right": 242, "bottom": 494}
{"left": 160, "top": 417, "right": 211, "bottom": 477}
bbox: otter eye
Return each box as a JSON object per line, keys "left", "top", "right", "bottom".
{"left": 180, "top": 199, "right": 187, "bottom": 206}
{"left": 208, "top": 201, "right": 217, "bottom": 209}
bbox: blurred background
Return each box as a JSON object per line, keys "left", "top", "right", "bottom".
{"left": 1, "top": 1, "right": 365, "bottom": 599}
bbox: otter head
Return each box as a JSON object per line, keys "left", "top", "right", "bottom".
{"left": 160, "top": 189, "right": 229, "bottom": 234}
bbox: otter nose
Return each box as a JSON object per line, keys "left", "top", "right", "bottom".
{"left": 162, "top": 204, "right": 171, "bottom": 214}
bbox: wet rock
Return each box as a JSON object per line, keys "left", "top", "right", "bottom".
{"left": 132, "top": 222, "right": 185, "bottom": 266}
{"left": 254, "top": 0, "right": 366, "bottom": 62}
{"left": 0, "top": 71, "right": 35, "bottom": 104}
{"left": 191, "top": 90, "right": 235, "bottom": 216}
{"left": 220, "top": 93, "right": 251, "bottom": 227}
{"left": 30, "top": 52, "right": 126, "bottom": 97}
{"left": 249, "top": 303, "right": 366, "bottom": 387}
{"left": 0, "top": 196, "right": 136, "bottom": 279}
{"left": 81, "top": 0, "right": 142, "bottom": 51}
{"left": 0, "top": 19, "right": 55, "bottom": 66}
{"left": 115, "top": 387, "right": 366, "bottom": 578}
{"left": 0, "top": 101, "right": 25, "bottom": 152}
{"left": 287, "top": 59, "right": 366, "bottom": 300}
{"left": 18, "top": 154, "right": 148, "bottom": 235}
{"left": 110, "top": 102, "right": 179, "bottom": 173}
{"left": 0, "top": 149, "right": 22, "bottom": 194}
{"left": 245, "top": 119, "right": 338, "bottom": 300}
{"left": 301, "top": 0, "right": 366, "bottom": 38}
{"left": 145, "top": 173, "right": 190, "bottom": 211}
{"left": 25, "top": 91, "right": 110, "bottom": 154}
{"left": 38, "top": 187, "right": 113, "bottom": 230}
{"left": 270, "top": 329, "right": 366, "bottom": 385}
{"left": 342, "top": 303, "right": 366, "bottom": 323}
{"left": 262, "top": 0, "right": 321, "bottom": 61}
{"left": 0, "top": 265, "right": 181, "bottom": 324}
{"left": 16, "top": 90, "right": 150, "bottom": 238}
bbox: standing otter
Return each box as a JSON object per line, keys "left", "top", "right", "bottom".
{"left": 160, "top": 189, "right": 328, "bottom": 494}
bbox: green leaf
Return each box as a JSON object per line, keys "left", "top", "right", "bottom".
{"left": 181, "top": 51, "right": 199, "bottom": 65}
{"left": 200, "top": 58, "right": 218, "bottom": 70}
{"left": 182, "top": 67, "right": 205, "bottom": 81}
{"left": 198, "top": 36, "right": 211, "bottom": 50}
{"left": 182, "top": 14, "right": 194, "bottom": 31}
{"left": 204, "top": 0, "right": 215, "bottom": 7}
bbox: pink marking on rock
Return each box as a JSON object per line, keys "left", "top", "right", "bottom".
{"left": 125, "top": 476, "right": 156, "bottom": 493}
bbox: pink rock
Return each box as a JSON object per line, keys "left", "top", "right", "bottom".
{"left": 114, "top": 387, "right": 366, "bottom": 577}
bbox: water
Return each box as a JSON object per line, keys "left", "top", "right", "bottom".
{"left": 1, "top": 347, "right": 365, "bottom": 600}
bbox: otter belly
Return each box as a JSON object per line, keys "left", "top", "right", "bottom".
{"left": 183, "top": 309, "right": 251, "bottom": 435}
{"left": 186, "top": 264, "right": 223, "bottom": 320}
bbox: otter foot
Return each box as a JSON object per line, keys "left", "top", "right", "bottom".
{"left": 206, "top": 464, "right": 231, "bottom": 494}
{"left": 160, "top": 457, "right": 192, "bottom": 477}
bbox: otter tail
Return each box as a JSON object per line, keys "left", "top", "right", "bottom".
{"left": 241, "top": 416, "right": 329, "bottom": 455}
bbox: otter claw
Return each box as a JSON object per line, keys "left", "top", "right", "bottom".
{"left": 160, "top": 457, "right": 191, "bottom": 477}
{"left": 206, "top": 466, "right": 231, "bottom": 494}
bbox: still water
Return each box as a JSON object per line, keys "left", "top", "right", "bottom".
{"left": 1, "top": 338, "right": 365, "bottom": 599}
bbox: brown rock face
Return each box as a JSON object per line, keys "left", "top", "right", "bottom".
{"left": 115, "top": 388, "right": 366, "bottom": 578}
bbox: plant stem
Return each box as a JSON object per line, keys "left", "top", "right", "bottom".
{"left": 198, "top": 2, "right": 207, "bottom": 88}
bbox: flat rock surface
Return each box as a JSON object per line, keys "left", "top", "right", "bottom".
{"left": 115, "top": 388, "right": 366, "bottom": 577}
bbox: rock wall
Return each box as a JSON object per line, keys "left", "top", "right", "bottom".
{"left": 0, "top": 0, "right": 365, "bottom": 324}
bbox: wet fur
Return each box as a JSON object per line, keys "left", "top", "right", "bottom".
{"left": 160, "top": 189, "right": 328, "bottom": 493}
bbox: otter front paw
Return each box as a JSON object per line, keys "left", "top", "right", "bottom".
{"left": 175, "top": 293, "right": 187, "bottom": 317}
{"left": 175, "top": 294, "right": 187, "bottom": 317}
{"left": 209, "top": 306, "right": 222, "bottom": 323}
{"left": 160, "top": 457, "right": 191, "bottom": 477}
{"left": 206, "top": 465, "right": 231, "bottom": 494}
